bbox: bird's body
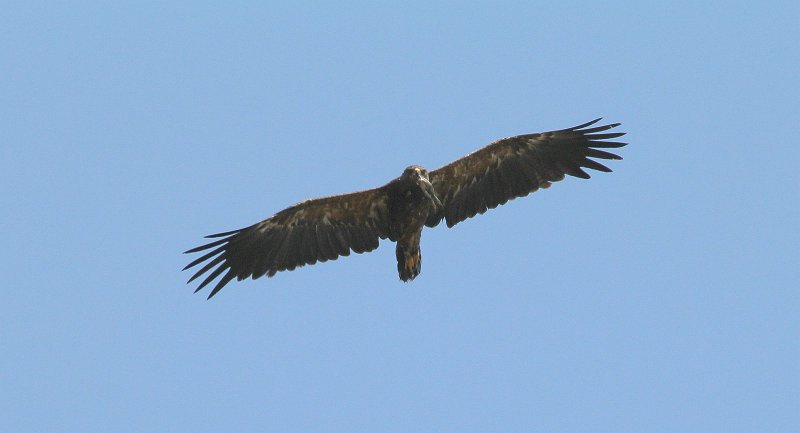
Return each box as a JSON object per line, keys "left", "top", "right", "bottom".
{"left": 384, "top": 166, "right": 441, "bottom": 281}
{"left": 184, "top": 119, "right": 627, "bottom": 298}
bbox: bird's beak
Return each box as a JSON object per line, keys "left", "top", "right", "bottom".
{"left": 418, "top": 175, "right": 443, "bottom": 210}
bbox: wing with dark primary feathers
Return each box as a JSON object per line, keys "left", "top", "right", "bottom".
{"left": 426, "top": 119, "right": 627, "bottom": 228}
{"left": 184, "top": 188, "right": 391, "bottom": 298}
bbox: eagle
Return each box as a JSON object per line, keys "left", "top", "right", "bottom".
{"left": 184, "top": 118, "right": 626, "bottom": 298}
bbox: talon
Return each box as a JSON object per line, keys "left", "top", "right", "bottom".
{"left": 405, "top": 255, "right": 417, "bottom": 270}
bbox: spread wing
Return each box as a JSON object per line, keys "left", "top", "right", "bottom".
{"left": 184, "top": 188, "right": 391, "bottom": 298}
{"left": 426, "top": 119, "right": 626, "bottom": 228}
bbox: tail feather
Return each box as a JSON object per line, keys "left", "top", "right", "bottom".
{"left": 396, "top": 243, "right": 421, "bottom": 281}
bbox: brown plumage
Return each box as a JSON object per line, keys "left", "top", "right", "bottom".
{"left": 184, "top": 118, "right": 626, "bottom": 298}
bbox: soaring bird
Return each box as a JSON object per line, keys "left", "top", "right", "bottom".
{"left": 184, "top": 118, "right": 626, "bottom": 298}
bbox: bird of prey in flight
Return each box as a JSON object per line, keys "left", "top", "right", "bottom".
{"left": 184, "top": 118, "right": 626, "bottom": 298}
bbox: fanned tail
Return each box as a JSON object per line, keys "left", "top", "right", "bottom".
{"left": 396, "top": 241, "right": 421, "bottom": 281}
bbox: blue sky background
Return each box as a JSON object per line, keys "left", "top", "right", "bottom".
{"left": 2, "top": 2, "right": 798, "bottom": 432}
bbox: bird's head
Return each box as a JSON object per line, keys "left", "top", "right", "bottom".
{"left": 402, "top": 165, "right": 428, "bottom": 180}
{"left": 403, "top": 165, "right": 442, "bottom": 210}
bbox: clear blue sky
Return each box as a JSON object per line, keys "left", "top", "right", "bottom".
{"left": 3, "top": 2, "right": 798, "bottom": 432}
